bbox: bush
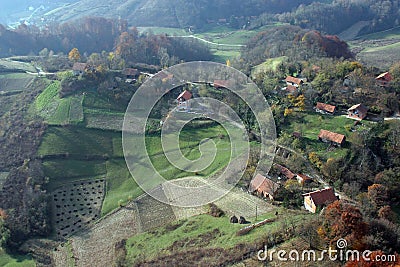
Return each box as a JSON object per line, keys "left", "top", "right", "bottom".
{"left": 207, "top": 203, "right": 225, "bottom": 218}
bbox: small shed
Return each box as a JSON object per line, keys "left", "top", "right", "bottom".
{"left": 176, "top": 90, "right": 192, "bottom": 111}
{"left": 72, "top": 62, "right": 87, "bottom": 76}
{"left": 315, "top": 102, "right": 336, "bottom": 115}
{"left": 318, "top": 129, "right": 346, "bottom": 147}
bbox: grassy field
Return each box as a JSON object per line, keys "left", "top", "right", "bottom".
{"left": 283, "top": 112, "right": 356, "bottom": 160}
{"left": 34, "top": 82, "right": 84, "bottom": 125}
{"left": 0, "top": 249, "right": 35, "bottom": 267}
{"left": 357, "top": 26, "right": 400, "bottom": 40}
{"left": 251, "top": 56, "right": 288, "bottom": 78}
{"left": 125, "top": 210, "right": 310, "bottom": 265}
{"left": 40, "top": 122, "right": 234, "bottom": 215}
{"left": 137, "top": 27, "right": 188, "bottom": 36}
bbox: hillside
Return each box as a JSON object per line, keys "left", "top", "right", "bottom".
{"left": 25, "top": 0, "right": 320, "bottom": 29}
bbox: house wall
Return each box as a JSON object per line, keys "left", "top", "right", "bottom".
{"left": 304, "top": 196, "right": 316, "bottom": 213}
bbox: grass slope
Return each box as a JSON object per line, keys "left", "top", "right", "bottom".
{"left": 125, "top": 210, "right": 310, "bottom": 265}
{"left": 0, "top": 250, "right": 35, "bottom": 267}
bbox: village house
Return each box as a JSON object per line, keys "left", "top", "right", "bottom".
{"left": 285, "top": 76, "right": 305, "bottom": 87}
{"left": 296, "top": 174, "right": 312, "bottom": 185}
{"left": 72, "top": 62, "right": 87, "bottom": 76}
{"left": 176, "top": 90, "right": 192, "bottom": 111}
{"left": 303, "top": 188, "right": 338, "bottom": 213}
{"left": 249, "top": 174, "right": 280, "bottom": 200}
{"left": 347, "top": 103, "right": 368, "bottom": 120}
{"left": 318, "top": 129, "right": 346, "bottom": 147}
{"left": 274, "top": 164, "right": 296, "bottom": 180}
{"left": 315, "top": 102, "right": 336, "bottom": 115}
{"left": 123, "top": 68, "right": 139, "bottom": 79}
{"left": 213, "top": 79, "right": 231, "bottom": 89}
{"left": 375, "top": 72, "right": 392, "bottom": 87}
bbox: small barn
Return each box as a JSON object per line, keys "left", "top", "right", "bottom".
{"left": 72, "top": 62, "right": 87, "bottom": 76}
{"left": 285, "top": 76, "right": 305, "bottom": 87}
{"left": 375, "top": 72, "right": 392, "bottom": 87}
{"left": 315, "top": 102, "right": 336, "bottom": 115}
{"left": 318, "top": 129, "right": 346, "bottom": 147}
{"left": 274, "top": 164, "right": 296, "bottom": 180}
{"left": 176, "top": 90, "right": 192, "bottom": 111}
{"left": 249, "top": 174, "right": 279, "bottom": 200}
{"left": 347, "top": 103, "right": 368, "bottom": 121}
{"left": 303, "top": 188, "right": 338, "bottom": 213}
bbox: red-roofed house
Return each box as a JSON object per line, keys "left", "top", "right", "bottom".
{"left": 347, "top": 103, "right": 368, "bottom": 120}
{"left": 315, "top": 102, "right": 336, "bottom": 115}
{"left": 285, "top": 76, "right": 305, "bottom": 87}
{"left": 296, "top": 174, "right": 312, "bottom": 185}
{"left": 318, "top": 129, "right": 346, "bottom": 147}
{"left": 213, "top": 80, "right": 231, "bottom": 89}
{"left": 375, "top": 72, "right": 392, "bottom": 87}
{"left": 72, "top": 62, "right": 87, "bottom": 76}
{"left": 303, "top": 188, "right": 338, "bottom": 213}
{"left": 274, "top": 164, "right": 296, "bottom": 180}
{"left": 176, "top": 90, "right": 192, "bottom": 111}
{"left": 249, "top": 174, "right": 280, "bottom": 200}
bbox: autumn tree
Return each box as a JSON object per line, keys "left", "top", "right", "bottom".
{"left": 319, "top": 200, "right": 367, "bottom": 250}
{"left": 367, "top": 184, "right": 389, "bottom": 210}
{"left": 68, "top": 47, "right": 81, "bottom": 62}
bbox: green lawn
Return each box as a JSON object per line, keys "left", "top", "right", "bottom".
{"left": 40, "top": 122, "right": 234, "bottom": 216}
{"left": 0, "top": 250, "right": 35, "bottom": 267}
{"left": 125, "top": 210, "right": 310, "bottom": 265}
{"left": 137, "top": 27, "right": 188, "bottom": 36}
{"left": 357, "top": 26, "right": 400, "bottom": 40}
{"left": 34, "top": 82, "right": 84, "bottom": 125}
{"left": 38, "top": 126, "right": 115, "bottom": 157}
{"left": 283, "top": 112, "right": 355, "bottom": 160}
{"left": 251, "top": 56, "right": 288, "bottom": 78}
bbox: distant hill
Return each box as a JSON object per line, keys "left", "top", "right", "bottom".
{"left": 40, "top": 0, "right": 321, "bottom": 28}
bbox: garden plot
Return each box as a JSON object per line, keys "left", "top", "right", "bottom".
{"left": 0, "top": 73, "right": 34, "bottom": 93}
{"left": 135, "top": 186, "right": 176, "bottom": 231}
{"left": 52, "top": 179, "right": 106, "bottom": 239}
{"left": 85, "top": 113, "right": 124, "bottom": 131}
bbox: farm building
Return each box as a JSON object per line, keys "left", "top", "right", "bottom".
{"left": 274, "top": 164, "right": 296, "bottom": 180}
{"left": 303, "top": 188, "right": 338, "bottom": 213}
{"left": 315, "top": 102, "right": 336, "bottom": 114}
{"left": 318, "top": 129, "right": 346, "bottom": 147}
{"left": 176, "top": 90, "right": 192, "bottom": 111}
{"left": 123, "top": 68, "right": 139, "bottom": 79}
{"left": 285, "top": 76, "right": 305, "bottom": 87}
{"left": 296, "top": 174, "right": 312, "bottom": 185}
{"left": 72, "top": 62, "right": 87, "bottom": 76}
{"left": 213, "top": 80, "right": 231, "bottom": 89}
{"left": 375, "top": 72, "right": 392, "bottom": 87}
{"left": 249, "top": 174, "right": 280, "bottom": 200}
{"left": 347, "top": 103, "right": 368, "bottom": 120}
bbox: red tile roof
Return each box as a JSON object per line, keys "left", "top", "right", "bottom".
{"left": 275, "top": 164, "right": 296, "bottom": 179}
{"left": 249, "top": 174, "right": 279, "bottom": 196}
{"left": 303, "top": 188, "right": 337, "bottom": 206}
{"left": 177, "top": 90, "right": 192, "bottom": 101}
{"left": 214, "top": 80, "right": 231, "bottom": 88}
{"left": 347, "top": 103, "right": 368, "bottom": 120}
{"left": 123, "top": 68, "right": 139, "bottom": 76}
{"left": 318, "top": 129, "right": 346, "bottom": 145}
{"left": 286, "top": 84, "right": 298, "bottom": 93}
{"left": 285, "top": 76, "right": 303, "bottom": 85}
{"left": 375, "top": 72, "right": 392, "bottom": 81}
{"left": 316, "top": 102, "right": 336, "bottom": 113}
{"left": 72, "top": 62, "right": 87, "bottom": 71}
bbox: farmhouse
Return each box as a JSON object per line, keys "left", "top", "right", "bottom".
{"left": 347, "top": 103, "right": 368, "bottom": 120}
{"left": 285, "top": 76, "right": 305, "bottom": 87}
{"left": 249, "top": 174, "right": 279, "bottom": 200}
{"left": 123, "top": 68, "right": 139, "bottom": 78}
{"left": 318, "top": 129, "right": 346, "bottom": 147}
{"left": 303, "top": 188, "right": 338, "bottom": 213}
{"left": 213, "top": 79, "right": 231, "bottom": 89}
{"left": 375, "top": 72, "right": 392, "bottom": 87}
{"left": 176, "top": 90, "right": 192, "bottom": 111}
{"left": 296, "top": 174, "right": 312, "bottom": 185}
{"left": 315, "top": 102, "right": 336, "bottom": 114}
{"left": 72, "top": 62, "right": 87, "bottom": 76}
{"left": 274, "top": 164, "right": 296, "bottom": 180}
